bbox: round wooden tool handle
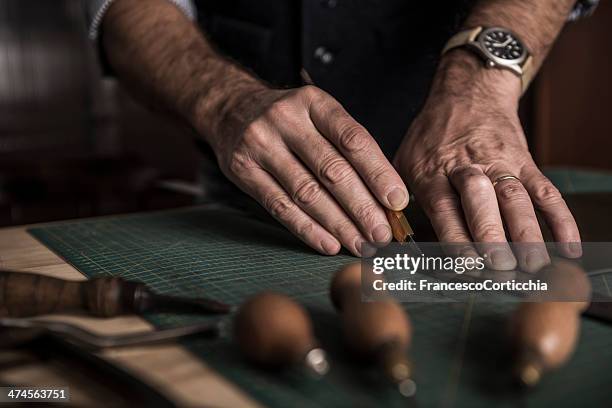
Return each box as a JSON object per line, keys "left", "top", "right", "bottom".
{"left": 509, "top": 259, "right": 591, "bottom": 386}
{"left": 234, "top": 292, "right": 328, "bottom": 374}
{"left": 331, "top": 263, "right": 415, "bottom": 395}
{"left": 331, "top": 263, "right": 412, "bottom": 350}
{"left": 510, "top": 302, "right": 581, "bottom": 387}
{"left": 535, "top": 259, "right": 592, "bottom": 309}
{"left": 0, "top": 270, "right": 142, "bottom": 317}
{"left": 343, "top": 301, "right": 412, "bottom": 354}
{"left": 330, "top": 262, "right": 380, "bottom": 311}
{"left": 330, "top": 263, "right": 362, "bottom": 311}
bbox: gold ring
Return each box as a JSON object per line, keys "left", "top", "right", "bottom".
{"left": 492, "top": 175, "right": 521, "bottom": 187}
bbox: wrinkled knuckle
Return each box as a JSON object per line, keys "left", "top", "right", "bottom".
{"left": 338, "top": 122, "right": 370, "bottom": 152}
{"left": 334, "top": 219, "right": 356, "bottom": 237}
{"left": 267, "top": 95, "right": 299, "bottom": 119}
{"left": 463, "top": 174, "right": 492, "bottom": 195}
{"left": 352, "top": 202, "right": 378, "bottom": 226}
{"left": 319, "top": 157, "right": 353, "bottom": 184}
{"left": 293, "top": 179, "right": 322, "bottom": 206}
{"left": 516, "top": 225, "right": 540, "bottom": 241}
{"left": 242, "top": 124, "right": 270, "bottom": 150}
{"left": 265, "top": 194, "right": 294, "bottom": 220}
{"left": 227, "top": 152, "right": 255, "bottom": 176}
{"left": 474, "top": 222, "right": 502, "bottom": 241}
{"left": 445, "top": 228, "right": 469, "bottom": 242}
{"left": 427, "top": 195, "right": 460, "bottom": 215}
{"left": 300, "top": 85, "right": 321, "bottom": 99}
{"left": 533, "top": 183, "right": 562, "bottom": 207}
{"left": 367, "top": 163, "right": 389, "bottom": 185}
{"left": 497, "top": 181, "right": 527, "bottom": 202}
{"left": 407, "top": 167, "right": 427, "bottom": 188}
{"left": 295, "top": 221, "right": 315, "bottom": 239}
{"left": 265, "top": 100, "right": 286, "bottom": 119}
{"left": 452, "top": 165, "right": 481, "bottom": 179}
{"left": 554, "top": 215, "right": 577, "bottom": 230}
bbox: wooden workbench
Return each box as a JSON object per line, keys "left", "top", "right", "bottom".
{"left": 0, "top": 224, "right": 260, "bottom": 407}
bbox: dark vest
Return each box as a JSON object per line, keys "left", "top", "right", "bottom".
{"left": 194, "top": 0, "right": 471, "bottom": 157}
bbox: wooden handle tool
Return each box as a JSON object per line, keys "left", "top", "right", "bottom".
{"left": 510, "top": 301, "right": 582, "bottom": 387}
{"left": 0, "top": 270, "right": 231, "bottom": 318}
{"left": 385, "top": 209, "right": 423, "bottom": 255}
{"left": 233, "top": 292, "right": 329, "bottom": 376}
{"left": 330, "top": 263, "right": 416, "bottom": 397}
{"left": 509, "top": 260, "right": 591, "bottom": 387}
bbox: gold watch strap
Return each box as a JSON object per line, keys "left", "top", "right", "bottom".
{"left": 442, "top": 26, "right": 535, "bottom": 95}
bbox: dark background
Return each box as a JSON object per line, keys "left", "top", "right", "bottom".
{"left": 0, "top": 0, "right": 609, "bottom": 227}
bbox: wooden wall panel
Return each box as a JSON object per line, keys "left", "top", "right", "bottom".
{"left": 532, "top": 1, "right": 612, "bottom": 169}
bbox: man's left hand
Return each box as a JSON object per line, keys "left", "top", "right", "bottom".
{"left": 394, "top": 51, "right": 581, "bottom": 272}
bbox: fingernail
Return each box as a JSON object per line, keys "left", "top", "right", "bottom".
{"left": 354, "top": 238, "right": 377, "bottom": 257}
{"left": 459, "top": 246, "right": 480, "bottom": 272}
{"left": 489, "top": 249, "right": 517, "bottom": 270}
{"left": 387, "top": 187, "right": 408, "bottom": 210}
{"left": 362, "top": 243, "right": 378, "bottom": 258}
{"left": 321, "top": 238, "right": 340, "bottom": 255}
{"left": 372, "top": 224, "right": 392, "bottom": 243}
{"left": 353, "top": 238, "right": 363, "bottom": 257}
{"left": 569, "top": 242, "right": 582, "bottom": 257}
{"left": 459, "top": 246, "right": 480, "bottom": 260}
{"left": 525, "top": 250, "right": 550, "bottom": 273}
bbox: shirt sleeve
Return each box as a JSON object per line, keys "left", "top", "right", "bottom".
{"left": 568, "top": 0, "right": 599, "bottom": 21}
{"left": 86, "top": 0, "right": 197, "bottom": 40}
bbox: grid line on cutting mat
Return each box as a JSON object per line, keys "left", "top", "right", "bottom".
{"left": 28, "top": 207, "right": 612, "bottom": 408}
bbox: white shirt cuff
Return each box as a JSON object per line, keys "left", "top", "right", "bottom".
{"left": 87, "top": 0, "right": 197, "bottom": 40}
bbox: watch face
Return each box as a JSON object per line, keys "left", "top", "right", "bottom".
{"left": 480, "top": 28, "right": 526, "bottom": 62}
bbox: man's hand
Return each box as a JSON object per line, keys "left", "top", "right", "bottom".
{"left": 101, "top": 0, "right": 408, "bottom": 257}
{"left": 204, "top": 85, "right": 409, "bottom": 256}
{"left": 394, "top": 51, "right": 581, "bottom": 271}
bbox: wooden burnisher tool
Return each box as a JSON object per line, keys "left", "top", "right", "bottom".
{"left": 330, "top": 263, "right": 416, "bottom": 397}
{"left": 233, "top": 292, "right": 329, "bottom": 375}
{"left": 509, "top": 260, "right": 592, "bottom": 387}
{"left": 0, "top": 270, "right": 230, "bottom": 318}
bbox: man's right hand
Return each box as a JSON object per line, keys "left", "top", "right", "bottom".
{"left": 204, "top": 85, "right": 409, "bottom": 256}
{"left": 100, "top": 0, "right": 407, "bottom": 256}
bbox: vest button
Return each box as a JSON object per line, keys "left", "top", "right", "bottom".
{"left": 314, "top": 46, "right": 334, "bottom": 65}
{"left": 321, "top": 0, "right": 338, "bottom": 8}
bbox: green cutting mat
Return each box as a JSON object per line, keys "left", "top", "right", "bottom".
{"left": 29, "top": 206, "right": 612, "bottom": 407}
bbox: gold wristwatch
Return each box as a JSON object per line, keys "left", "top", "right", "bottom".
{"left": 442, "top": 26, "right": 534, "bottom": 94}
